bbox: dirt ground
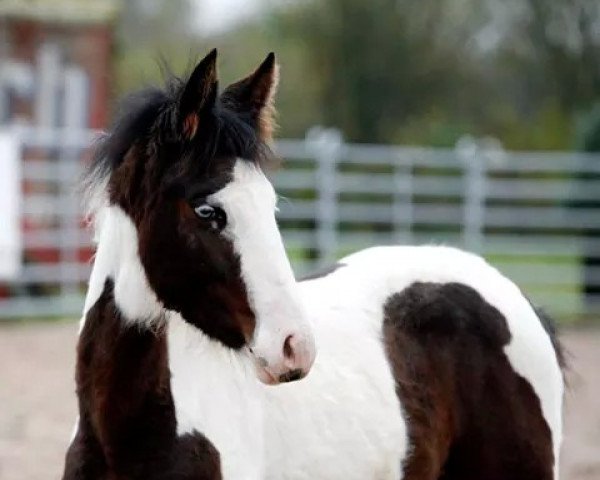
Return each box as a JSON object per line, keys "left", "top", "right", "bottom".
{"left": 0, "top": 322, "right": 598, "bottom": 480}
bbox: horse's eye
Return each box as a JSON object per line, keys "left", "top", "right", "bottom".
{"left": 194, "top": 204, "right": 227, "bottom": 230}
{"left": 195, "top": 204, "right": 215, "bottom": 219}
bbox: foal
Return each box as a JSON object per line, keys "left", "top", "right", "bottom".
{"left": 64, "top": 50, "right": 564, "bottom": 480}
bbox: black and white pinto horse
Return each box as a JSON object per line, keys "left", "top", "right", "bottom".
{"left": 63, "top": 50, "right": 564, "bottom": 480}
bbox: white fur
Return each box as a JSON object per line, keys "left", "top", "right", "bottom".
{"left": 168, "top": 315, "right": 265, "bottom": 480}
{"left": 81, "top": 205, "right": 164, "bottom": 325}
{"left": 260, "top": 281, "right": 408, "bottom": 480}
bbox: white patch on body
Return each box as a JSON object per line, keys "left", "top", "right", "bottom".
{"left": 261, "top": 284, "right": 408, "bottom": 480}
{"left": 168, "top": 315, "right": 265, "bottom": 480}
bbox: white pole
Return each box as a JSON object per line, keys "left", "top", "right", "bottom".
{"left": 35, "top": 43, "right": 61, "bottom": 128}
{"left": 0, "top": 127, "right": 22, "bottom": 279}
{"left": 58, "top": 66, "right": 89, "bottom": 297}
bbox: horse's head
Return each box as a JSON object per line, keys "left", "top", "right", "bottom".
{"left": 88, "top": 50, "right": 315, "bottom": 384}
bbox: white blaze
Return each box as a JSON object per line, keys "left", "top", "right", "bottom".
{"left": 208, "top": 160, "right": 315, "bottom": 376}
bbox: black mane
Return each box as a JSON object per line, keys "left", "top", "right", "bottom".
{"left": 94, "top": 87, "right": 168, "bottom": 176}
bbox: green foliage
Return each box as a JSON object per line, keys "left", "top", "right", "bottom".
{"left": 271, "top": 0, "right": 483, "bottom": 143}
{"left": 113, "top": 0, "right": 203, "bottom": 104}
{"left": 488, "top": 101, "right": 574, "bottom": 151}
{"left": 391, "top": 110, "right": 474, "bottom": 148}
{"left": 577, "top": 103, "right": 600, "bottom": 152}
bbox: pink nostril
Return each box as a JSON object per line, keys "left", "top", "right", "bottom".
{"left": 283, "top": 334, "right": 295, "bottom": 361}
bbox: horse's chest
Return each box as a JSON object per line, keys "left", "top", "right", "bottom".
{"left": 168, "top": 321, "right": 265, "bottom": 480}
{"left": 260, "top": 293, "right": 409, "bottom": 479}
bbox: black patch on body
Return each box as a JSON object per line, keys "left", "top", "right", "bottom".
{"left": 62, "top": 279, "right": 221, "bottom": 480}
{"left": 383, "top": 282, "right": 555, "bottom": 480}
{"left": 298, "top": 262, "right": 346, "bottom": 281}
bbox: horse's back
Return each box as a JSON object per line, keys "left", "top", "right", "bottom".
{"left": 299, "top": 245, "right": 564, "bottom": 479}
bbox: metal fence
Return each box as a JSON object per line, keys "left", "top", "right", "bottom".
{"left": 1, "top": 126, "right": 600, "bottom": 321}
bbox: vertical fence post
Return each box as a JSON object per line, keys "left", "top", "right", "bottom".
{"left": 58, "top": 66, "right": 89, "bottom": 299}
{"left": 35, "top": 43, "right": 61, "bottom": 128}
{"left": 0, "top": 125, "right": 22, "bottom": 281}
{"left": 57, "top": 143, "right": 79, "bottom": 298}
{"left": 392, "top": 151, "right": 414, "bottom": 244}
{"left": 458, "top": 137, "right": 485, "bottom": 252}
{"left": 307, "top": 127, "right": 342, "bottom": 267}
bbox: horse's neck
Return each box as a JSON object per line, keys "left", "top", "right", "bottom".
{"left": 76, "top": 206, "right": 177, "bottom": 463}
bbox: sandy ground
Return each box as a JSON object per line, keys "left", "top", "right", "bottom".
{"left": 0, "top": 321, "right": 598, "bottom": 480}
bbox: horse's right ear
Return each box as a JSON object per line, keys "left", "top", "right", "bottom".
{"left": 178, "top": 49, "right": 218, "bottom": 140}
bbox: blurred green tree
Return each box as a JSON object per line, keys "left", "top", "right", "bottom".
{"left": 112, "top": 0, "right": 600, "bottom": 150}
{"left": 114, "top": 0, "right": 200, "bottom": 96}
{"left": 272, "top": 0, "right": 485, "bottom": 143}
{"left": 523, "top": 0, "right": 600, "bottom": 113}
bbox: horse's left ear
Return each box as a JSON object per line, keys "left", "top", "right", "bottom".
{"left": 221, "top": 52, "right": 279, "bottom": 141}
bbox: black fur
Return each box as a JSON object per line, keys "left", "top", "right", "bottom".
{"left": 63, "top": 279, "right": 221, "bottom": 480}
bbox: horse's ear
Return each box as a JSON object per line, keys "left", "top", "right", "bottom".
{"left": 221, "top": 52, "right": 279, "bottom": 141}
{"left": 178, "top": 49, "right": 218, "bottom": 140}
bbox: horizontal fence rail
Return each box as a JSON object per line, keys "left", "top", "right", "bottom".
{"left": 1, "top": 126, "right": 600, "bottom": 322}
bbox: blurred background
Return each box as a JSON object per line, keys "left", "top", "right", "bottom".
{"left": 0, "top": 0, "right": 599, "bottom": 479}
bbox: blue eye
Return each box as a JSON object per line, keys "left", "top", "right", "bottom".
{"left": 194, "top": 204, "right": 227, "bottom": 230}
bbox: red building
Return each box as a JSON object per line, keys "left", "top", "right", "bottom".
{"left": 0, "top": 0, "right": 119, "bottom": 128}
